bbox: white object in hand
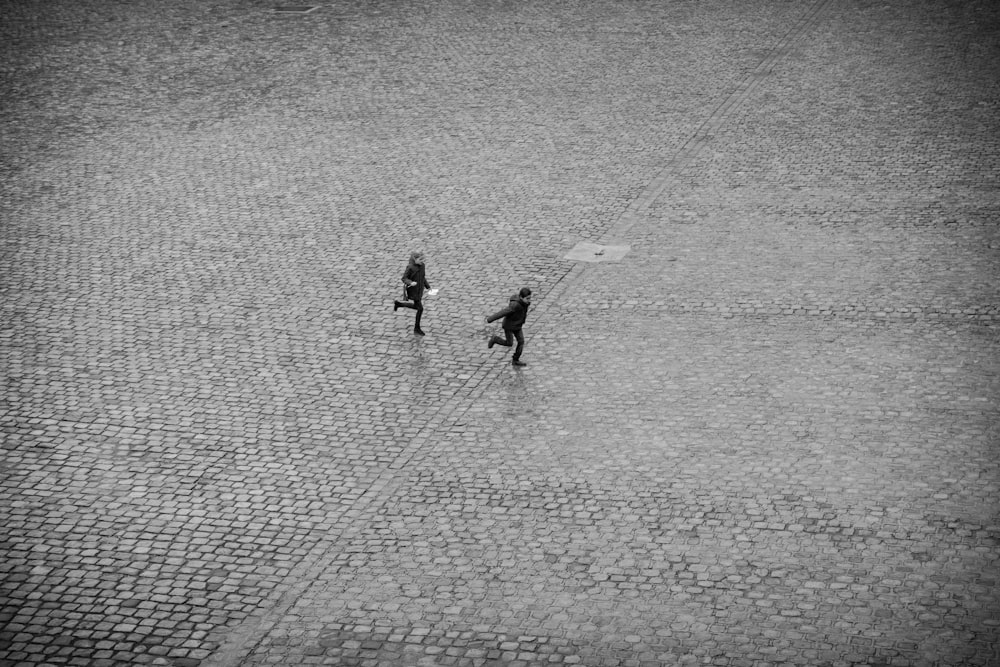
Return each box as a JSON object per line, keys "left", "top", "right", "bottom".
{"left": 427, "top": 288, "right": 439, "bottom": 296}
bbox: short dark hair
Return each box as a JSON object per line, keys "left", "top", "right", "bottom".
{"left": 519, "top": 287, "right": 532, "bottom": 297}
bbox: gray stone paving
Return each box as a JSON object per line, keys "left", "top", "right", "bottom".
{"left": 1, "top": 0, "right": 998, "bottom": 666}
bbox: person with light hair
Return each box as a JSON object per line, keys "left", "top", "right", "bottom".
{"left": 393, "top": 251, "right": 431, "bottom": 336}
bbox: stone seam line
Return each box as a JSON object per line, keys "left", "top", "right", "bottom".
{"left": 202, "top": 0, "right": 832, "bottom": 664}
{"left": 543, "top": 0, "right": 832, "bottom": 308}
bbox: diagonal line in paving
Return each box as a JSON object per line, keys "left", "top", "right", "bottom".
{"left": 543, "top": 0, "right": 832, "bottom": 307}
{"left": 202, "top": 1, "right": 834, "bottom": 665}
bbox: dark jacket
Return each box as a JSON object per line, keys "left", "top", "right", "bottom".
{"left": 402, "top": 263, "right": 430, "bottom": 300}
{"left": 487, "top": 294, "right": 530, "bottom": 331}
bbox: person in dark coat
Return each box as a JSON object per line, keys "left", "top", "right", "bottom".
{"left": 486, "top": 287, "right": 532, "bottom": 366}
{"left": 394, "top": 251, "right": 430, "bottom": 335}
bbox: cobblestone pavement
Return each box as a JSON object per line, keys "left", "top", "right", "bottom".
{"left": 2, "top": 0, "right": 999, "bottom": 666}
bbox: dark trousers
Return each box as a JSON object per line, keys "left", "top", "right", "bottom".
{"left": 491, "top": 328, "right": 524, "bottom": 360}
{"left": 397, "top": 298, "right": 423, "bottom": 328}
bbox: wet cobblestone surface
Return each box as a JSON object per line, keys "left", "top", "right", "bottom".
{"left": 1, "top": 0, "right": 998, "bottom": 666}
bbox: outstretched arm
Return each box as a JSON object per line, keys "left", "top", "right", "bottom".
{"left": 486, "top": 305, "right": 515, "bottom": 323}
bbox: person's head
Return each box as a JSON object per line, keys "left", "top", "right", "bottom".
{"left": 409, "top": 251, "right": 425, "bottom": 266}
{"left": 519, "top": 287, "right": 532, "bottom": 302}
